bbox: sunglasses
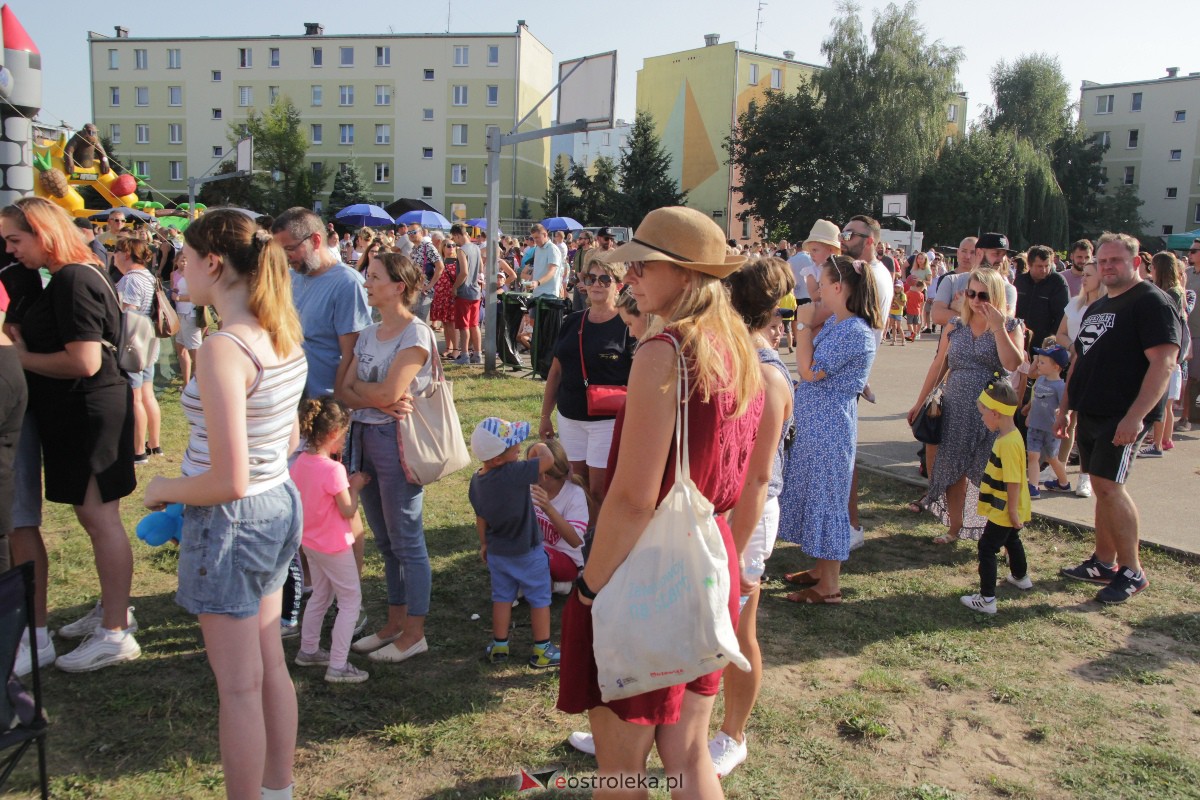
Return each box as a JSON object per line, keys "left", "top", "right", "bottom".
{"left": 965, "top": 289, "right": 990, "bottom": 302}
{"left": 1190, "top": 249, "right": 1200, "bottom": 254}
{"left": 628, "top": 261, "right": 645, "bottom": 278}
{"left": 581, "top": 274, "right": 615, "bottom": 287}
{"left": 839, "top": 230, "right": 869, "bottom": 241}
{"left": 406, "top": 229, "right": 421, "bottom": 236}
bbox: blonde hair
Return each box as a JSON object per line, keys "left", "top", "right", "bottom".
{"left": 587, "top": 256, "right": 627, "bottom": 282}
{"left": 0, "top": 197, "right": 102, "bottom": 268}
{"left": 960, "top": 268, "right": 1008, "bottom": 327}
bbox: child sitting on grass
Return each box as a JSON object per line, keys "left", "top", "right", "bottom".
{"left": 468, "top": 417, "right": 561, "bottom": 668}
{"left": 1022, "top": 345, "right": 1071, "bottom": 497}
{"left": 962, "top": 378, "right": 1032, "bottom": 615}
{"left": 530, "top": 439, "right": 589, "bottom": 595}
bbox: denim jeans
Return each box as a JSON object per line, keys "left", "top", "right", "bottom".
{"left": 354, "top": 421, "right": 431, "bottom": 615}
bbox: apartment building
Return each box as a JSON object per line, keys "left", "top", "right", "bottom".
{"left": 1080, "top": 68, "right": 1200, "bottom": 238}
{"left": 86, "top": 21, "right": 554, "bottom": 220}
{"left": 550, "top": 117, "right": 632, "bottom": 171}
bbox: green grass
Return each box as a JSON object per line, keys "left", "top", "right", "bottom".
{"left": 7, "top": 366, "right": 1200, "bottom": 799}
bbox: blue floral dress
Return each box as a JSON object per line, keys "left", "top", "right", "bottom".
{"left": 778, "top": 315, "right": 878, "bottom": 561}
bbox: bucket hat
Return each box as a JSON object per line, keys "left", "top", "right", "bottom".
{"left": 802, "top": 220, "right": 842, "bottom": 254}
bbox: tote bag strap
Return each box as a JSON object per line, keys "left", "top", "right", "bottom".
{"left": 658, "top": 332, "right": 691, "bottom": 484}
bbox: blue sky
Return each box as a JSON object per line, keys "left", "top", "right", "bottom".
{"left": 7, "top": 0, "right": 1197, "bottom": 131}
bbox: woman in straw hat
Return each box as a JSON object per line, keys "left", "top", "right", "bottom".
{"left": 557, "top": 206, "right": 763, "bottom": 798}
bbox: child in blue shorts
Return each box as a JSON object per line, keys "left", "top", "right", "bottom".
{"left": 468, "top": 417, "right": 561, "bottom": 668}
{"left": 1022, "top": 345, "right": 1071, "bottom": 497}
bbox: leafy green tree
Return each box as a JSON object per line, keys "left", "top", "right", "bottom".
{"left": 986, "top": 54, "right": 1072, "bottom": 151}
{"left": 196, "top": 159, "right": 264, "bottom": 210}
{"left": 543, "top": 159, "right": 580, "bottom": 220}
{"left": 1090, "top": 185, "right": 1149, "bottom": 241}
{"left": 570, "top": 155, "right": 620, "bottom": 225}
{"left": 325, "top": 162, "right": 372, "bottom": 220}
{"left": 225, "top": 97, "right": 317, "bottom": 214}
{"left": 1052, "top": 127, "right": 1110, "bottom": 242}
{"left": 616, "top": 110, "right": 686, "bottom": 226}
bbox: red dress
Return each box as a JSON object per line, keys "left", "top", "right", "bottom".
{"left": 557, "top": 332, "right": 764, "bottom": 726}
{"left": 430, "top": 256, "right": 458, "bottom": 325}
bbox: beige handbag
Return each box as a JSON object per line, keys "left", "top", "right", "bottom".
{"left": 395, "top": 346, "right": 471, "bottom": 485}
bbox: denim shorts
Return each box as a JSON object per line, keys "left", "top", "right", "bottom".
{"left": 12, "top": 413, "right": 43, "bottom": 529}
{"left": 1026, "top": 427, "right": 1059, "bottom": 459}
{"left": 127, "top": 338, "right": 160, "bottom": 389}
{"left": 488, "top": 546, "right": 551, "bottom": 608}
{"left": 176, "top": 480, "right": 303, "bottom": 619}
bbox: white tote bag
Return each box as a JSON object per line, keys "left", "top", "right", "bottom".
{"left": 592, "top": 337, "right": 750, "bottom": 702}
{"left": 395, "top": 350, "right": 472, "bottom": 485}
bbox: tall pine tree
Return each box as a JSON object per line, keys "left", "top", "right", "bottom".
{"left": 616, "top": 111, "right": 686, "bottom": 226}
{"left": 326, "top": 163, "right": 372, "bottom": 220}
{"left": 543, "top": 159, "right": 580, "bottom": 220}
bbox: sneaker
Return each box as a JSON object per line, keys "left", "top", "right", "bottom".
{"left": 14, "top": 634, "right": 56, "bottom": 677}
{"left": 1096, "top": 567, "right": 1149, "bottom": 604}
{"left": 280, "top": 621, "right": 300, "bottom": 639}
{"left": 708, "top": 731, "right": 748, "bottom": 778}
{"left": 1028, "top": 483, "right": 1041, "bottom": 499}
{"left": 567, "top": 731, "right": 596, "bottom": 756}
{"left": 133, "top": 452, "right": 150, "bottom": 466}
{"left": 551, "top": 581, "right": 574, "bottom": 595}
{"left": 325, "top": 663, "right": 369, "bottom": 684}
{"left": 1039, "top": 466, "right": 1057, "bottom": 482}
{"left": 58, "top": 603, "right": 138, "bottom": 640}
{"left": 1042, "top": 480, "right": 1072, "bottom": 493}
{"left": 1137, "top": 445, "right": 1163, "bottom": 458}
{"left": 56, "top": 628, "right": 141, "bottom": 672}
{"left": 848, "top": 525, "right": 865, "bottom": 551}
{"left": 469, "top": 352, "right": 482, "bottom": 365}
{"left": 294, "top": 647, "right": 331, "bottom": 667}
{"left": 1075, "top": 475, "right": 1092, "bottom": 498}
{"left": 1005, "top": 573, "right": 1034, "bottom": 591}
{"left": 1060, "top": 554, "right": 1119, "bottom": 585}
{"left": 486, "top": 641, "right": 509, "bottom": 664}
{"left": 960, "top": 594, "right": 997, "bottom": 615}
{"left": 1177, "top": 419, "right": 1192, "bottom": 432}
{"left": 1067, "top": 450, "right": 1080, "bottom": 466}
{"left": 453, "top": 353, "right": 470, "bottom": 365}
{"left": 529, "top": 641, "right": 561, "bottom": 669}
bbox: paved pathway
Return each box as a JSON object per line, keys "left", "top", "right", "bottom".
{"left": 780, "top": 332, "right": 1199, "bottom": 557}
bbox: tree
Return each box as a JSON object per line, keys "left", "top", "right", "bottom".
{"left": 986, "top": 54, "right": 1072, "bottom": 151}
{"left": 1090, "top": 186, "right": 1149, "bottom": 241}
{"left": 517, "top": 197, "right": 532, "bottom": 220}
{"left": 570, "top": 155, "right": 620, "bottom": 225}
{"left": 616, "top": 110, "right": 686, "bottom": 226}
{"left": 1052, "top": 127, "right": 1110, "bottom": 242}
{"left": 543, "top": 159, "right": 580, "bottom": 220}
{"left": 326, "top": 163, "right": 372, "bottom": 220}
{"left": 228, "top": 97, "right": 318, "bottom": 214}
{"left": 196, "top": 159, "right": 263, "bottom": 210}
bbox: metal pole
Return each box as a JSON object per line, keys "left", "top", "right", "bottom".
{"left": 483, "top": 127, "right": 502, "bottom": 373}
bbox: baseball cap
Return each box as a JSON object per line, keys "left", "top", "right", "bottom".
{"left": 470, "top": 417, "right": 531, "bottom": 461}
{"left": 596, "top": 227, "right": 616, "bottom": 239}
{"left": 976, "top": 232, "right": 1010, "bottom": 251}
{"left": 73, "top": 217, "right": 93, "bottom": 230}
{"left": 1031, "top": 345, "right": 1070, "bottom": 369}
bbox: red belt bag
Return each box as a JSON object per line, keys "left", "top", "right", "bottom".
{"left": 579, "top": 311, "right": 627, "bottom": 416}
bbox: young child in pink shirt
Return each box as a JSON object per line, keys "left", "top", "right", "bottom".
{"left": 289, "top": 398, "right": 370, "bottom": 683}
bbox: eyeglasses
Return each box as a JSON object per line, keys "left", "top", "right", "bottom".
{"left": 628, "top": 261, "right": 645, "bottom": 278}
{"left": 581, "top": 274, "right": 615, "bottom": 287}
{"left": 965, "top": 289, "right": 990, "bottom": 302}
{"left": 839, "top": 230, "right": 869, "bottom": 242}
{"left": 280, "top": 236, "right": 313, "bottom": 254}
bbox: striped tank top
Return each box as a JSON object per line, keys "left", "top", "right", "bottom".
{"left": 181, "top": 331, "right": 308, "bottom": 495}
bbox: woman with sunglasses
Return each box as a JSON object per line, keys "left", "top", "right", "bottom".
{"left": 907, "top": 268, "right": 1025, "bottom": 543}
{"left": 538, "top": 256, "right": 636, "bottom": 503}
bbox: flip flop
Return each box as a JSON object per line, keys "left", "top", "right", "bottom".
{"left": 931, "top": 533, "right": 959, "bottom": 545}
{"left": 906, "top": 501, "right": 925, "bottom": 514}
{"left": 785, "top": 588, "right": 842, "bottom": 604}
{"left": 783, "top": 569, "right": 820, "bottom": 586}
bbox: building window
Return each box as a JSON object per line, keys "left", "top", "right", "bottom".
{"left": 268, "top": 86, "right": 279, "bottom": 104}
{"left": 375, "top": 124, "right": 390, "bottom": 144}
{"left": 239, "top": 86, "right": 253, "bottom": 107}
{"left": 422, "top": 108, "right": 434, "bottom": 121}
{"left": 269, "top": 47, "right": 280, "bottom": 68}
{"left": 1097, "top": 131, "right": 1111, "bottom": 148}
{"left": 339, "top": 85, "right": 354, "bottom": 106}
{"left": 238, "top": 47, "right": 252, "bottom": 68}
{"left": 167, "top": 48, "right": 181, "bottom": 69}
{"left": 168, "top": 86, "right": 182, "bottom": 106}
{"left": 135, "top": 161, "right": 149, "bottom": 178}
{"left": 1096, "top": 94, "right": 1113, "bottom": 114}
{"left": 212, "top": 108, "right": 222, "bottom": 120}
{"left": 1131, "top": 92, "right": 1142, "bottom": 111}
{"left": 749, "top": 64, "right": 759, "bottom": 85}
{"left": 311, "top": 162, "right": 324, "bottom": 178}
{"left": 1098, "top": 166, "right": 1107, "bottom": 186}
{"left": 168, "top": 123, "right": 182, "bottom": 144}
{"left": 339, "top": 124, "right": 354, "bottom": 145}
{"left": 1163, "top": 225, "right": 1174, "bottom": 235}
{"left": 1175, "top": 110, "right": 1186, "bottom": 123}
{"left": 742, "top": 218, "right": 751, "bottom": 239}
{"left": 312, "top": 47, "right": 323, "bottom": 67}
{"left": 134, "top": 49, "right": 147, "bottom": 70}
{"left": 374, "top": 162, "right": 390, "bottom": 183}
{"left": 948, "top": 104, "right": 958, "bottom": 122}
{"left": 1127, "top": 129, "right": 1138, "bottom": 148}
{"left": 169, "top": 161, "right": 183, "bottom": 181}
{"left": 1171, "top": 149, "right": 1183, "bottom": 161}
{"left": 424, "top": 68, "right": 435, "bottom": 81}
{"left": 451, "top": 164, "right": 467, "bottom": 184}
{"left": 340, "top": 46, "right": 354, "bottom": 67}
{"left": 422, "top": 147, "right": 433, "bottom": 159}
{"left": 212, "top": 69, "right": 221, "bottom": 82}
{"left": 212, "top": 146, "right": 223, "bottom": 158}
{"left": 452, "top": 85, "right": 468, "bottom": 106}
{"left": 1195, "top": 205, "right": 1200, "bottom": 224}
{"left": 604, "top": 132, "right": 612, "bottom": 146}
{"left": 311, "top": 85, "right": 323, "bottom": 106}
{"left": 1166, "top": 187, "right": 1179, "bottom": 198}
{"left": 488, "top": 45, "right": 499, "bottom": 66}
{"left": 135, "top": 124, "right": 149, "bottom": 144}
{"left": 136, "top": 87, "right": 149, "bottom": 106}
{"left": 311, "top": 124, "right": 322, "bottom": 144}
{"left": 376, "top": 46, "right": 391, "bottom": 66}
{"left": 108, "top": 49, "right": 118, "bottom": 69}
{"left": 375, "top": 85, "right": 391, "bottom": 106}
{"left": 454, "top": 45, "right": 469, "bottom": 66}
{"left": 422, "top": 186, "right": 433, "bottom": 198}
{"left": 770, "top": 68, "right": 782, "bottom": 89}
{"left": 487, "top": 85, "right": 498, "bottom": 106}
{"left": 452, "top": 124, "right": 468, "bottom": 145}
{"left": 110, "top": 124, "right": 121, "bottom": 143}
{"left": 1124, "top": 166, "right": 1135, "bottom": 185}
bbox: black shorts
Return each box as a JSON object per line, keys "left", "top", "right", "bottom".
{"left": 1075, "top": 413, "right": 1135, "bottom": 485}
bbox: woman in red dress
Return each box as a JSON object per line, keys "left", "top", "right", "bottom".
{"left": 429, "top": 237, "right": 461, "bottom": 359}
{"left": 558, "top": 206, "right": 763, "bottom": 799}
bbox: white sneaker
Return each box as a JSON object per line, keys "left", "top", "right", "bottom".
{"left": 325, "top": 663, "right": 369, "bottom": 684}
{"left": 567, "top": 731, "right": 596, "bottom": 756}
{"left": 294, "top": 647, "right": 331, "bottom": 667}
{"left": 849, "top": 525, "right": 865, "bottom": 551}
{"left": 58, "top": 603, "right": 138, "bottom": 640}
{"left": 1075, "top": 475, "right": 1092, "bottom": 498}
{"left": 1005, "top": 573, "right": 1034, "bottom": 591}
{"left": 960, "top": 594, "right": 997, "bottom": 615}
{"left": 14, "top": 634, "right": 56, "bottom": 677}
{"left": 708, "top": 731, "right": 748, "bottom": 778}
{"left": 551, "top": 581, "right": 574, "bottom": 595}
{"left": 56, "top": 627, "right": 141, "bottom": 672}
{"left": 1039, "top": 466, "right": 1056, "bottom": 482}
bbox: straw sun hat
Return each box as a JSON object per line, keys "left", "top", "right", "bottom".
{"left": 600, "top": 206, "right": 746, "bottom": 279}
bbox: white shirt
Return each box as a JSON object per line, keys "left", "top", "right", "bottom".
{"left": 869, "top": 259, "right": 893, "bottom": 348}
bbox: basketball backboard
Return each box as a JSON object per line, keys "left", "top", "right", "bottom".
{"left": 236, "top": 137, "right": 253, "bottom": 172}
{"left": 882, "top": 193, "right": 908, "bottom": 218}
{"left": 557, "top": 51, "right": 617, "bottom": 131}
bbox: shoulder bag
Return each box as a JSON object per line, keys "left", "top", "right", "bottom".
{"left": 579, "top": 311, "right": 627, "bottom": 416}
{"left": 592, "top": 335, "right": 749, "bottom": 702}
{"left": 89, "top": 264, "right": 155, "bottom": 374}
{"left": 150, "top": 275, "right": 180, "bottom": 338}
{"left": 911, "top": 349, "right": 950, "bottom": 445}
{"left": 395, "top": 327, "right": 472, "bottom": 485}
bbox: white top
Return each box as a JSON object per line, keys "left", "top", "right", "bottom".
{"left": 181, "top": 331, "right": 308, "bottom": 495}
{"left": 535, "top": 480, "right": 588, "bottom": 568}
{"left": 869, "top": 259, "right": 894, "bottom": 348}
{"left": 172, "top": 271, "right": 194, "bottom": 315}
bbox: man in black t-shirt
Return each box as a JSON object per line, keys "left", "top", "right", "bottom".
{"left": 1014, "top": 244, "right": 1069, "bottom": 351}
{"left": 1054, "top": 232, "right": 1180, "bottom": 604}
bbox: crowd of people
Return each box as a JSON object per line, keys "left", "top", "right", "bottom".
{"left": 0, "top": 191, "right": 1193, "bottom": 799}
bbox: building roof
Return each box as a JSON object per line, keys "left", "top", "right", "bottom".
{"left": 1080, "top": 72, "right": 1200, "bottom": 91}
{"left": 86, "top": 25, "right": 548, "bottom": 49}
